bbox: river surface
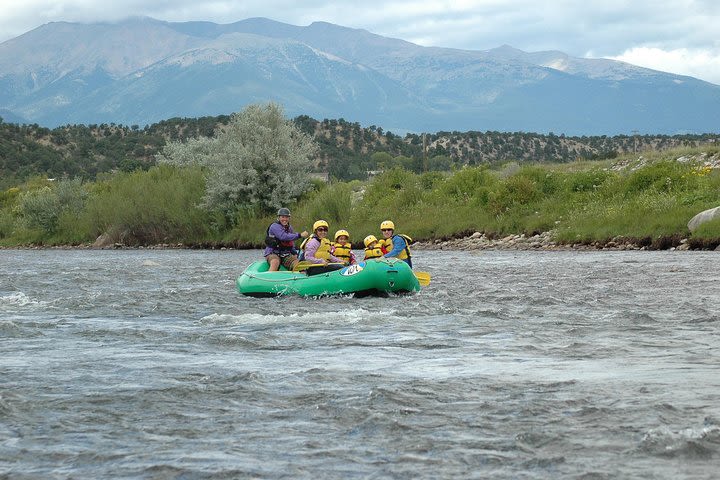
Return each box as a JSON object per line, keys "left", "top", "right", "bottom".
{"left": 1, "top": 249, "right": 719, "bottom": 479}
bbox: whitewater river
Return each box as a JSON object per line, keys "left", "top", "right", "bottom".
{"left": 1, "top": 249, "right": 719, "bottom": 478}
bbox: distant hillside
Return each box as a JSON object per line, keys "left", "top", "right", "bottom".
{"left": 1, "top": 17, "right": 720, "bottom": 134}
{"left": 2, "top": 114, "right": 718, "bottom": 189}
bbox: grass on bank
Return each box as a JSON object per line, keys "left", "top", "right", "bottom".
{"left": 1, "top": 145, "right": 720, "bottom": 248}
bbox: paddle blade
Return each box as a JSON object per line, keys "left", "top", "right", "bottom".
{"left": 414, "top": 271, "right": 431, "bottom": 286}
{"left": 292, "top": 261, "right": 313, "bottom": 272}
{"left": 292, "top": 261, "right": 345, "bottom": 272}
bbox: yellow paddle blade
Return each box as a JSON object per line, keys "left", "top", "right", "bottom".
{"left": 414, "top": 271, "right": 431, "bottom": 286}
{"left": 292, "top": 261, "right": 314, "bottom": 272}
{"left": 292, "top": 261, "right": 345, "bottom": 272}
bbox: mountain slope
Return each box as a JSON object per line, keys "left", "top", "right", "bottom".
{"left": 0, "top": 17, "right": 718, "bottom": 134}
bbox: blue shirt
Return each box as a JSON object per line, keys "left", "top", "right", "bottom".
{"left": 384, "top": 235, "right": 407, "bottom": 258}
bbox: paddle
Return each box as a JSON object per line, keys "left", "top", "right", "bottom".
{"left": 292, "top": 261, "right": 345, "bottom": 272}
{"left": 294, "top": 260, "right": 430, "bottom": 286}
{"left": 414, "top": 271, "right": 431, "bottom": 286}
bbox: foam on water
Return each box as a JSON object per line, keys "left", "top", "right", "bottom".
{"left": 640, "top": 423, "right": 720, "bottom": 459}
{"left": 2, "top": 249, "right": 720, "bottom": 479}
{"left": 199, "top": 307, "right": 401, "bottom": 326}
{"left": 0, "top": 291, "right": 42, "bottom": 309}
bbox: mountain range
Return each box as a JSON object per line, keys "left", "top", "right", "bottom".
{"left": 1, "top": 16, "right": 719, "bottom": 135}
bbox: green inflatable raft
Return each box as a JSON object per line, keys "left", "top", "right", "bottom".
{"left": 236, "top": 257, "right": 421, "bottom": 297}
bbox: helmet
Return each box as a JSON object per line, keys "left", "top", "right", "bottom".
{"left": 380, "top": 220, "right": 395, "bottom": 230}
{"left": 312, "top": 220, "right": 329, "bottom": 232}
{"left": 363, "top": 234, "right": 378, "bottom": 248}
{"left": 334, "top": 229, "right": 350, "bottom": 242}
{"left": 277, "top": 207, "right": 291, "bottom": 216}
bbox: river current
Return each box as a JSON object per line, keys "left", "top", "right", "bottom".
{"left": 1, "top": 249, "right": 719, "bottom": 479}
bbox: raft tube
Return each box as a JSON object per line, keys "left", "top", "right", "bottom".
{"left": 236, "top": 258, "right": 421, "bottom": 297}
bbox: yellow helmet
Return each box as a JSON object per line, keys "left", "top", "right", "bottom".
{"left": 363, "top": 234, "right": 378, "bottom": 248}
{"left": 312, "top": 220, "right": 329, "bottom": 232}
{"left": 334, "top": 229, "right": 350, "bottom": 242}
{"left": 380, "top": 220, "right": 395, "bottom": 230}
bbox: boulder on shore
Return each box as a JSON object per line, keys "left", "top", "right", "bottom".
{"left": 688, "top": 206, "right": 720, "bottom": 232}
{"left": 92, "top": 233, "right": 114, "bottom": 248}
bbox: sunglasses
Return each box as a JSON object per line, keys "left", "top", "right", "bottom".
{"left": 317, "top": 227, "right": 328, "bottom": 232}
{"left": 381, "top": 228, "right": 393, "bottom": 232}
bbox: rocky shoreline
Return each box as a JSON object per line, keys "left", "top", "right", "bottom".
{"left": 3, "top": 231, "right": 720, "bottom": 251}
{"left": 411, "top": 231, "right": 719, "bottom": 251}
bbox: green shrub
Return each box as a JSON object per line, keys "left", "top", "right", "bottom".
{"left": 436, "top": 166, "right": 496, "bottom": 203}
{"left": 515, "top": 166, "right": 560, "bottom": 195}
{"left": 0, "top": 187, "right": 21, "bottom": 208}
{"left": 359, "top": 168, "right": 422, "bottom": 213}
{"left": 84, "top": 165, "right": 209, "bottom": 245}
{"left": 15, "top": 186, "right": 59, "bottom": 232}
{"left": 623, "top": 161, "right": 697, "bottom": 195}
{"left": 419, "top": 171, "right": 446, "bottom": 190}
{"left": 14, "top": 179, "right": 87, "bottom": 236}
{"left": 298, "top": 182, "right": 353, "bottom": 227}
{"left": 0, "top": 209, "right": 15, "bottom": 240}
{"left": 565, "top": 168, "right": 614, "bottom": 193}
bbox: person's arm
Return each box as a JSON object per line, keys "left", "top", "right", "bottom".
{"left": 270, "top": 224, "right": 300, "bottom": 242}
{"left": 384, "top": 236, "right": 406, "bottom": 257}
{"left": 304, "top": 239, "right": 324, "bottom": 263}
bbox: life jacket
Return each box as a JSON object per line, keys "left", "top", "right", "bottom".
{"left": 332, "top": 242, "right": 353, "bottom": 262}
{"left": 363, "top": 245, "right": 385, "bottom": 260}
{"left": 265, "top": 222, "right": 296, "bottom": 253}
{"left": 380, "top": 233, "right": 413, "bottom": 260}
{"left": 299, "top": 235, "right": 333, "bottom": 261}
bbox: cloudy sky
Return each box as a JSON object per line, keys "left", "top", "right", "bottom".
{"left": 1, "top": 0, "right": 719, "bottom": 84}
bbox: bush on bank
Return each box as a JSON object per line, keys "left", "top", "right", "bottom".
{"left": 2, "top": 146, "right": 720, "bottom": 248}
{"left": 0, "top": 165, "right": 211, "bottom": 246}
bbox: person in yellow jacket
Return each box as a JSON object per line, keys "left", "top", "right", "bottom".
{"left": 378, "top": 220, "right": 413, "bottom": 268}
{"left": 363, "top": 235, "right": 385, "bottom": 261}
{"left": 299, "top": 220, "right": 343, "bottom": 265}
{"left": 332, "top": 229, "right": 357, "bottom": 265}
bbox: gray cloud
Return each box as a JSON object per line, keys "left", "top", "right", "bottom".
{"left": 1, "top": 0, "right": 718, "bottom": 83}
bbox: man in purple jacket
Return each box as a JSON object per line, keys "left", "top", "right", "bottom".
{"left": 264, "top": 208, "right": 309, "bottom": 271}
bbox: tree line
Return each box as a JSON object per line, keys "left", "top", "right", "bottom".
{"left": 2, "top": 103, "right": 720, "bottom": 249}
{"left": 1, "top": 113, "right": 718, "bottom": 189}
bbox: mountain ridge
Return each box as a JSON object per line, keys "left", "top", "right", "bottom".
{"left": 1, "top": 17, "right": 718, "bottom": 135}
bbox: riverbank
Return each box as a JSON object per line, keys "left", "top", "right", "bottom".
{"left": 5, "top": 231, "right": 720, "bottom": 251}
{"left": 3, "top": 147, "right": 720, "bottom": 250}
{"left": 411, "top": 231, "right": 720, "bottom": 251}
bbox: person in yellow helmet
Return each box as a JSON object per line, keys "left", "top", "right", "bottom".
{"left": 378, "top": 220, "right": 413, "bottom": 268}
{"left": 299, "top": 220, "right": 343, "bottom": 266}
{"left": 332, "top": 229, "right": 357, "bottom": 265}
{"left": 362, "top": 235, "right": 385, "bottom": 261}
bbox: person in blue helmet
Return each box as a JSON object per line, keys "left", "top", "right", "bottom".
{"left": 263, "top": 207, "right": 308, "bottom": 271}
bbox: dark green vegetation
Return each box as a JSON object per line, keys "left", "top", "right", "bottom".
{"left": 2, "top": 114, "right": 718, "bottom": 188}
{"left": 2, "top": 147, "right": 720, "bottom": 249}
{"left": 0, "top": 116, "right": 228, "bottom": 189}
{"left": 2, "top": 112, "right": 720, "bottom": 249}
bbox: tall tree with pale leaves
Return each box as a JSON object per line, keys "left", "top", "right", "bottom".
{"left": 158, "top": 102, "right": 318, "bottom": 218}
